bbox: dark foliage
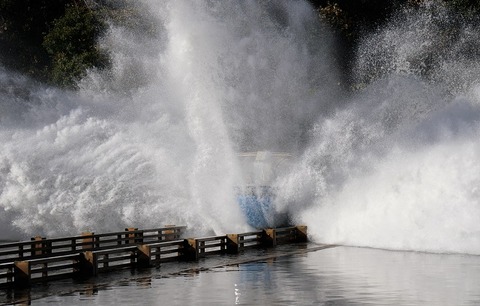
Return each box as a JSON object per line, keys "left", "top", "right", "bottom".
{"left": 0, "top": 0, "right": 107, "bottom": 88}
{"left": 1, "top": 0, "right": 480, "bottom": 89}
{"left": 0, "top": 0, "right": 69, "bottom": 81}
{"left": 43, "top": 5, "right": 108, "bottom": 87}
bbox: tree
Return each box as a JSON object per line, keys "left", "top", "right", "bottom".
{"left": 43, "top": 4, "right": 108, "bottom": 87}
{"left": 0, "top": 0, "right": 108, "bottom": 88}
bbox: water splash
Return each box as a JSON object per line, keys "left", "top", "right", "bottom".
{"left": 2, "top": 0, "right": 479, "bottom": 255}
{"left": 0, "top": 0, "right": 335, "bottom": 238}
{"left": 278, "top": 1, "right": 480, "bottom": 254}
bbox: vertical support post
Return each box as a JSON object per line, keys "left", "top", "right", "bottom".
{"left": 295, "top": 225, "right": 308, "bottom": 242}
{"left": 6, "top": 265, "right": 13, "bottom": 283}
{"left": 130, "top": 250, "right": 136, "bottom": 267}
{"left": 262, "top": 228, "right": 276, "bottom": 247}
{"left": 137, "top": 244, "right": 152, "bottom": 268}
{"left": 163, "top": 225, "right": 175, "bottom": 241}
{"left": 45, "top": 240, "right": 52, "bottom": 255}
{"left": 103, "top": 254, "right": 109, "bottom": 269}
{"left": 183, "top": 239, "right": 198, "bottom": 261}
{"left": 156, "top": 245, "right": 162, "bottom": 262}
{"left": 117, "top": 234, "right": 122, "bottom": 246}
{"left": 14, "top": 261, "right": 31, "bottom": 287}
{"left": 174, "top": 227, "right": 181, "bottom": 240}
{"left": 30, "top": 236, "right": 45, "bottom": 256}
{"left": 136, "top": 231, "right": 144, "bottom": 244}
{"left": 226, "top": 234, "right": 239, "bottom": 254}
{"left": 221, "top": 237, "right": 226, "bottom": 253}
{"left": 18, "top": 245, "right": 24, "bottom": 259}
{"left": 42, "top": 262, "right": 48, "bottom": 278}
{"left": 198, "top": 240, "right": 205, "bottom": 258}
{"left": 81, "top": 232, "right": 95, "bottom": 250}
{"left": 71, "top": 238, "right": 76, "bottom": 251}
{"left": 125, "top": 228, "right": 142, "bottom": 244}
{"left": 78, "top": 251, "right": 98, "bottom": 277}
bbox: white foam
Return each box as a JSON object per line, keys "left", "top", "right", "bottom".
{"left": 2, "top": 0, "right": 479, "bottom": 255}
{"left": 0, "top": 0, "right": 333, "bottom": 238}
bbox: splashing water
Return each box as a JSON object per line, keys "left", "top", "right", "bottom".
{"left": 278, "top": 1, "right": 480, "bottom": 254}
{"left": 0, "top": 0, "right": 336, "bottom": 238}
{"left": 1, "top": 0, "right": 480, "bottom": 255}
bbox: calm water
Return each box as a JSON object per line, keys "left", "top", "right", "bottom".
{"left": 3, "top": 244, "right": 480, "bottom": 305}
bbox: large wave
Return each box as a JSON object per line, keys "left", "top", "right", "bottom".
{"left": 0, "top": 0, "right": 336, "bottom": 238}
{"left": 278, "top": 1, "right": 480, "bottom": 254}
{"left": 1, "top": 1, "right": 479, "bottom": 255}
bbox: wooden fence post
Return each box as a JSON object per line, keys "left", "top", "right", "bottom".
{"left": 262, "top": 229, "right": 276, "bottom": 247}
{"left": 125, "top": 228, "right": 142, "bottom": 244}
{"left": 14, "top": 261, "right": 31, "bottom": 287}
{"left": 163, "top": 225, "right": 175, "bottom": 241}
{"left": 30, "top": 236, "right": 45, "bottom": 256}
{"left": 226, "top": 234, "right": 239, "bottom": 254}
{"left": 18, "top": 245, "right": 24, "bottom": 259}
{"left": 295, "top": 225, "right": 308, "bottom": 242}
{"left": 81, "top": 232, "right": 95, "bottom": 250}
{"left": 137, "top": 244, "right": 152, "bottom": 268}
{"left": 78, "top": 251, "right": 98, "bottom": 277}
{"left": 183, "top": 239, "right": 198, "bottom": 261}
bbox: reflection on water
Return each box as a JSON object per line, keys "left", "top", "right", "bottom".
{"left": 3, "top": 245, "right": 480, "bottom": 305}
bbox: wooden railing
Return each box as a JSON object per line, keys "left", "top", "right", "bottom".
{"left": 0, "top": 263, "right": 14, "bottom": 287}
{"left": 82, "top": 246, "right": 139, "bottom": 276}
{"left": 0, "top": 225, "right": 307, "bottom": 288}
{"left": 137, "top": 240, "right": 185, "bottom": 268}
{"left": 183, "top": 226, "right": 308, "bottom": 260}
{"left": 184, "top": 236, "right": 228, "bottom": 261}
{"left": 276, "top": 226, "right": 307, "bottom": 245}
{"left": 226, "top": 231, "right": 263, "bottom": 253}
{"left": 0, "top": 226, "right": 185, "bottom": 265}
{"left": 14, "top": 254, "right": 81, "bottom": 287}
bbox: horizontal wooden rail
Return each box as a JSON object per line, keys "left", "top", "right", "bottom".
{"left": 0, "top": 263, "right": 14, "bottom": 287}
{"left": 0, "top": 225, "right": 307, "bottom": 288}
{"left": 184, "top": 236, "right": 228, "bottom": 261}
{"left": 226, "top": 231, "right": 263, "bottom": 253}
{"left": 82, "top": 246, "right": 139, "bottom": 276}
{"left": 137, "top": 240, "right": 185, "bottom": 267}
{"left": 226, "top": 226, "right": 308, "bottom": 252}
{"left": 275, "top": 227, "right": 301, "bottom": 244}
{"left": 14, "top": 254, "right": 81, "bottom": 287}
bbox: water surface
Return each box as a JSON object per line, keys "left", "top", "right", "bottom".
{"left": 5, "top": 245, "right": 480, "bottom": 305}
